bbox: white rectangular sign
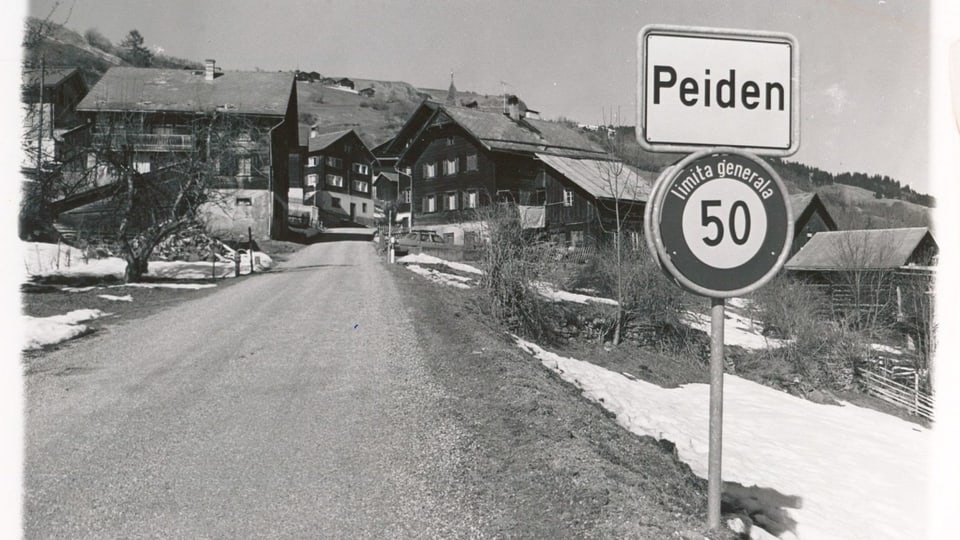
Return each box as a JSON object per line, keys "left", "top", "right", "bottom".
{"left": 638, "top": 25, "right": 799, "bottom": 156}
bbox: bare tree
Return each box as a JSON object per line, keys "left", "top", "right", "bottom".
{"left": 826, "top": 230, "right": 904, "bottom": 333}
{"left": 69, "top": 110, "right": 263, "bottom": 281}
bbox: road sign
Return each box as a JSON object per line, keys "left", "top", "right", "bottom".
{"left": 647, "top": 149, "right": 793, "bottom": 298}
{"left": 637, "top": 25, "right": 799, "bottom": 156}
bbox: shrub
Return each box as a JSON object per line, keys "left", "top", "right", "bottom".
{"left": 84, "top": 28, "right": 113, "bottom": 52}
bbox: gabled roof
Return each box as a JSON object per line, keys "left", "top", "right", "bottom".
{"left": 306, "top": 129, "right": 355, "bottom": 152}
{"left": 790, "top": 191, "right": 837, "bottom": 231}
{"left": 22, "top": 67, "right": 83, "bottom": 89}
{"left": 784, "top": 227, "right": 937, "bottom": 271}
{"left": 436, "top": 105, "right": 607, "bottom": 158}
{"left": 373, "top": 171, "right": 399, "bottom": 184}
{"left": 537, "top": 154, "right": 653, "bottom": 203}
{"left": 77, "top": 67, "right": 294, "bottom": 116}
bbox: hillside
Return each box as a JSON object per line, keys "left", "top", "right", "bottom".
{"left": 23, "top": 17, "right": 200, "bottom": 87}
{"left": 296, "top": 79, "right": 424, "bottom": 148}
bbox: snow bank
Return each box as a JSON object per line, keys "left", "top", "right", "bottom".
{"left": 98, "top": 294, "right": 132, "bottom": 302}
{"left": 405, "top": 265, "right": 472, "bottom": 289}
{"left": 532, "top": 281, "right": 618, "bottom": 306}
{"left": 22, "top": 242, "right": 271, "bottom": 281}
{"left": 514, "top": 337, "right": 930, "bottom": 540}
{"left": 683, "top": 310, "right": 787, "bottom": 350}
{"left": 23, "top": 309, "right": 108, "bottom": 350}
{"left": 396, "top": 253, "right": 484, "bottom": 275}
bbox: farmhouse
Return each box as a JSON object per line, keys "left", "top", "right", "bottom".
{"left": 289, "top": 128, "right": 377, "bottom": 227}
{"left": 20, "top": 67, "right": 89, "bottom": 170}
{"left": 69, "top": 60, "right": 298, "bottom": 240}
{"left": 381, "top": 97, "right": 652, "bottom": 246}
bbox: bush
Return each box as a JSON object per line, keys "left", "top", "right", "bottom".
{"left": 474, "top": 205, "right": 563, "bottom": 341}
{"left": 746, "top": 276, "right": 864, "bottom": 392}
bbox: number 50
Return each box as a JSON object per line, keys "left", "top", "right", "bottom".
{"left": 701, "top": 200, "right": 751, "bottom": 246}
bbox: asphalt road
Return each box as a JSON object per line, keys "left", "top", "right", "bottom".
{"left": 25, "top": 240, "right": 484, "bottom": 539}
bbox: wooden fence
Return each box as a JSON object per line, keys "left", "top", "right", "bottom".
{"left": 859, "top": 365, "right": 934, "bottom": 420}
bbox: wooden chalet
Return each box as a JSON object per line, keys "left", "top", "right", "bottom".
{"left": 21, "top": 67, "right": 89, "bottom": 169}
{"left": 71, "top": 60, "right": 298, "bottom": 240}
{"left": 384, "top": 98, "right": 652, "bottom": 246}
{"left": 289, "top": 128, "right": 377, "bottom": 227}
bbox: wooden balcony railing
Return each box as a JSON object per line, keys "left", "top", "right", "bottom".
{"left": 93, "top": 132, "right": 196, "bottom": 152}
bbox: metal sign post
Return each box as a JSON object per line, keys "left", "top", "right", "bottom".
{"left": 639, "top": 24, "right": 799, "bottom": 532}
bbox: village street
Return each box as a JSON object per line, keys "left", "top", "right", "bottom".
{"left": 23, "top": 239, "right": 488, "bottom": 539}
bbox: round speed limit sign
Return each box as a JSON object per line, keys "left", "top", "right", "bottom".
{"left": 649, "top": 149, "right": 793, "bottom": 297}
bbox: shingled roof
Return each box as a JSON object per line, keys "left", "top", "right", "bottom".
{"left": 437, "top": 105, "right": 607, "bottom": 158}
{"left": 784, "top": 227, "right": 937, "bottom": 271}
{"left": 536, "top": 154, "right": 653, "bottom": 203}
{"left": 77, "top": 67, "right": 294, "bottom": 116}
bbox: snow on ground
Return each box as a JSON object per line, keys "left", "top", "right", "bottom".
{"left": 683, "top": 310, "right": 787, "bottom": 350}
{"left": 396, "top": 253, "right": 484, "bottom": 275}
{"left": 514, "top": 336, "right": 929, "bottom": 540}
{"left": 532, "top": 281, "right": 619, "bottom": 306}
{"left": 22, "top": 241, "right": 271, "bottom": 281}
{"left": 98, "top": 294, "right": 132, "bottom": 302}
{"left": 23, "top": 309, "right": 109, "bottom": 350}
{"left": 404, "top": 265, "right": 472, "bottom": 289}
{"left": 113, "top": 283, "right": 216, "bottom": 290}
{"left": 869, "top": 343, "right": 904, "bottom": 356}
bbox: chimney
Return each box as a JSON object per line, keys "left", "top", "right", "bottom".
{"left": 506, "top": 94, "right": 524, "bottom": 121}
{"left": 205, "top": 59, "right": 216, "bottom": 81}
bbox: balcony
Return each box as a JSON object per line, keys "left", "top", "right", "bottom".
{"left": 93, "top": 131, "right": 196, "bottom": 152}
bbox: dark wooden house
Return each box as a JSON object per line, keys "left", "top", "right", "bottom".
{"left": 289, "top": 128, "right": 377, "bottom": 227}
{"left": 386, "top": 99, "right": 651, "bottom": 245}
{"left": 72, "top": 60, "right": 298, "bottom": 239}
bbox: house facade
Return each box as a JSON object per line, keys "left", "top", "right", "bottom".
{"left": 288, "top": 128, "right": 377, "bottom": 227}
{"left": 72, "top": 61, "right": 297, "bottom": 240}
{"left": 387, "top": 99, "right": 650, "bottom": 246}
{"left": 21, "top": 67, "right": 89, "bottom": 171}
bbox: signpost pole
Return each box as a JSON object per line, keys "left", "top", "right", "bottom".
{"left": 707, "top": 296, "right": 725, "bottom": 529}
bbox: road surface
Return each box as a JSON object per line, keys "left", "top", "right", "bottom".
{"left": 25, "top": 240, "right": 485, "bottom": 538}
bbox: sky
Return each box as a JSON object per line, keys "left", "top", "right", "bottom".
{"left": 21, "top": 0, "right": 934, "bottom": 193}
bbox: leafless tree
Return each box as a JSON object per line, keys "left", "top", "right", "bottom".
{"left": 67, "top": 110, "right": 264, "bottom": 281}
{"left": 825, "top": 230, "right": 904, "bottom": 333}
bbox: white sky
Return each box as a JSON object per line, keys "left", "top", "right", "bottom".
{"left": 21, "top": 0, "right": 935, "bottom": 193}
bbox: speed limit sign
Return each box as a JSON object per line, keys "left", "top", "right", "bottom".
{"left": 648, "top": 149, "right": 793, "bottom": 297}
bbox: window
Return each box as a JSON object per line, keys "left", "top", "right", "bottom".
{"left": 238, "top": 157, "right": 252, "bottom": 176}
{"left": 466, "top": 154, "right": 478, "bottom": 171}
{"left": 423, "top": 195, "right": 437, "bottom": 213}
{"left": 443, "top": 158, "right": 458, "bottom": 176}
{"left": 306, "top": 174, "right": 318, "bottom": 187}
{"left": 352, "top": 162, "right": 370, "bottom": 175}
{"left": 307, "top": 156, "right": 319, "bottom": 167}
{"left": 362, "top": 203, "right": 368, "bottom": 213}
{"left": 533, "top": 189, "right": 546, "bottom": 205}
{"left": 423, "top": 162, "right": 437, "bottom": 179}
{"left": 445, "top": 192, "right": 458, "bottom": 211}
{"left": 496, "top": 190, "right": 514, "bottom": 204}
{"left": 326, "top": 156, "right": 342, "bottom": 168}
{"left": 326, "top": 174, "right": 344, "bottom": 188}
{"left": 331, "top": 197, "right": 342, "bottom": 209}
{"left": 344, "top": 144, "right": 353, "bottom": 153}
{"left": 401, "top": 189, "right": 411, "bottom": 203}
{"left": 134, "top": 159, "right": 151, "bottom": 174}
{"left": 446, "top": 136, "right": 455, "bottom": 146}
{"left": 464, "top": 190, "right": 478, "bottom": 209}
{"left": 236, "top": 197, "right": 252, "bottom": 206}
{"left": 401, "top": 166, "right": 412, "bottom": 176}
{"left": 353, "top": 180, "right": 370, "bottom": 193}
{"left": 563, "top": 189, "right": 574, "bottom": 207}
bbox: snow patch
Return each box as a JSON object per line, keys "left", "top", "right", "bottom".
{"left": 870, "top": 343, "right": 904, "bottom": 355}
{"left": 23, "top": 309, "right": 109, "bottom": 350}
{"left": 683, "top": 310, "right": 787, "bottom": 350}
{"left": 98, "top": 294, "right": 133, "bottom": 302}
{"left": 513, "top": 336, "right": 929, "bottom": 540}
{"left": 405, "top": 265, "right": 472, "bottom": 289}
{"left": 396, "top": 253, "right": 484, "bottom": 275}
{"left": 532, "top": 281, "right": 618, "bottom": 306}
